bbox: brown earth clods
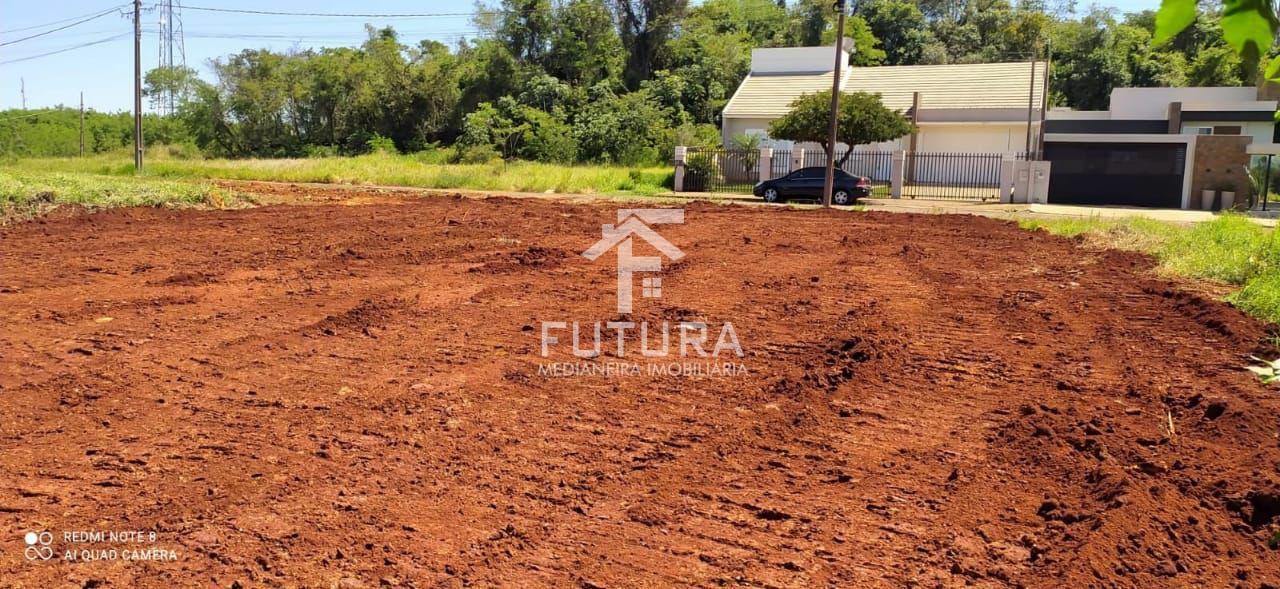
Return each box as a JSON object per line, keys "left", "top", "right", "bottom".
{"left": 1, "top": 188, "right": 1279, "bottom": 588}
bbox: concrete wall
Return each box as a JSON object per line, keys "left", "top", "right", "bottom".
{"left": 1189, "top": 134, "right": 1252, "bottom": 209}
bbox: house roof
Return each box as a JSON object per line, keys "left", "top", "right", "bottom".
{"left": 723, "top": 61, "right": 1046, "bottom": 119}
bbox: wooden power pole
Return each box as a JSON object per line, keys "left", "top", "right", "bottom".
{"left": 822, "top": 0, "right": 849, "bottom": 209}
{"left": 133, "top": 0, "right": 143, "bottom": 172}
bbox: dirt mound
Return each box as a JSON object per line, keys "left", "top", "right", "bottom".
{"left": 0, "top": 188, "right": 1277, "bottom": 587}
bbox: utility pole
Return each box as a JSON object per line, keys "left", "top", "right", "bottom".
{"left": 1036, "top": 40, "right": 1051, "bottom": 158}
{"left": 20, "top": 78, "right": 25, "bottom": 110}
{"left": 79, "top": 92, "right": 85, "bottom": 157}
{"left": 822, "top": 0, "right": 848, "bottom": 208}
{"left": 1024, "top": 58, "right": 1036, "bottom": 156}
{"left": 133, "top": 0, "right": 143, "bottom": 172}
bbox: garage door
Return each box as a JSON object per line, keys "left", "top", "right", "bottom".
{"left": 1043, "top": 142, "right": 1185, "bottom": 208}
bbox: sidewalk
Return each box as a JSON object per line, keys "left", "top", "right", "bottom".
{"left": 222, "top": 181, "right": 1275, "bottom": 227}
{"left": 863, "top": 198, "right": 1278, "bottom": 227}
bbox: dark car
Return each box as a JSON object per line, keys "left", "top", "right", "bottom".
{"left": 752, "top": 167, "right": 871, "bottom": 205}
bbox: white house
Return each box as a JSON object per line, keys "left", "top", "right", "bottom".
{"left": 721, "top": 45, "right": 1046, "bottom": 154}
{"left": 1042, "top": 86, "right": 1278, "bottom": 208}
{"left": 1045, "top": 86, "right": 1276, "bottom": 142}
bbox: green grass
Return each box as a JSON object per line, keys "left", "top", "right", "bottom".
{"left": 1021, "top": 213, "right": 1280, "bottom": 323}
{"left": 0, "top": 168, "right": 243, "bottom": 222}
{"left": 3, "top": 150, "right": 675, "bottom": 197}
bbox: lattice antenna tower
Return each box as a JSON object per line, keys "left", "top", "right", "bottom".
{"left": 155, "top": 0, "right": 186, "bottom": 115}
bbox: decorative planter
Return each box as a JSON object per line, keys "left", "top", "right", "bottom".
{"left": 1201, "top": 189, "right": 1216, "bottom": 211}
{"left": 1220, "top": 191, "right": 1236, "bottom": 211}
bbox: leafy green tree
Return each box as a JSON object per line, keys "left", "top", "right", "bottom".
{"left": 460, "top": 96, "right": 578, "bottom": 162}
{"left": 573, "top": 84, "right": 674, "bottom": 163}
{"left": 545, "top": 0, "right": 625, "bottom": 85}
{"left": 856, "top": 0, "right": 935, "bottom": 65}
{"left": 767, "top": 90, "right": 914, "bottom": 166}
{"left": 611, "top": 0, "right": 689, "bottom": 88}
{"left": 478, "top": 0, "right": 555, "bottom": 65}
{"left": 143, "top": 66, "right": 200, "bottom": 109}
{"left": 1188, "top": 43, "right": 1246, "bottom": 85}
{"left": 1153, "top": 0, "right": 1278, "bottom": 79}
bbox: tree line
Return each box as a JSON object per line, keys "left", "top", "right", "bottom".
{"left": 0, "top": 0, "right": 1262, "bottom": 163}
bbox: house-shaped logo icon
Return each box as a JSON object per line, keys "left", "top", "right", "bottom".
{"left": 581, "top": 209, "right": 685, "bottom": 314}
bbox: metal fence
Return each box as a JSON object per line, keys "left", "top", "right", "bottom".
{"left": 682, "top": 147, "right": 1027, "bottom": 201}
{"left": 771, "top": 149, "right": 793, "bottom": 180}
{"left": 798, "top": 149, "right": 893, "bottom": 197}
{"left": 902, "top": 152, "right": 1020, "bottom": 201}
{"left": 683, "top": 148, "right": 759, "bottom": 193}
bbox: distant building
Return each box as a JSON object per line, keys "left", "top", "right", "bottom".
{"left": 721, "top": 45, "right": 1046, "bottom": 154}
{"left": 1043, "top": 87, "right": 1278, "bottom": 208}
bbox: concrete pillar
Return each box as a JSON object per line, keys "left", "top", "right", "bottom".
{"left": 793, "top": 148, "right": 805, "bottom": 171}
{"left": 1167, "top": 102, "right": 1182, "bottom": 135}
{"left": 890, "top": 150, "right": 905, "bottom": 199}
{"left": 673, "top": 146, "right": 687, "bottom": 192}
{"left": 999, "top": 155, "right": 1017, "bottom": 203}
{"left": 908, "top": 91, "right": 921, "bottom": 154}
{"left": 758, "top": 148, "right": 773, "bottom": 183}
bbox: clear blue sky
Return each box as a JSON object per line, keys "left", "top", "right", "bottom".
{"left": 0, "top": 0, "right": 1162, "bottom": 112}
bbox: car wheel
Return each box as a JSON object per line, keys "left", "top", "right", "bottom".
{"left": 833, "top": 190, "right": 852, "bottom": 205}
{"left": 763, "top": 188, "right": 780, "bottom": 203}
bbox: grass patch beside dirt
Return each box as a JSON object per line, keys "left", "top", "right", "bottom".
{"left": 4, "top": 151, "right": 675, "bottom": 197}
{"left": 1020, "top": 213, "right": 1280, "bottom": 324}
{"left": 0, "top": 169, "right": 243, "bottom": 223}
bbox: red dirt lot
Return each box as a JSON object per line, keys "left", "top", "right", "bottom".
{"left": 1, "top": 188, "right": 1279, "bottom": 588}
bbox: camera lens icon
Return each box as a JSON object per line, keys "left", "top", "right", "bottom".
{"left": 24, "top": 531, "right": 53, "bottom": 561}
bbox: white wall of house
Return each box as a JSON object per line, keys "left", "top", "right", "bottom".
{"left": 722, "top": 117, "right": 1033, "bottom": 155}
{"left": 1111, "top": 87, "right": 1258, "bottom": 119}
{"left": 1179, "top": 121, "right": 1273, "bottom": 145}
{"left": 749, "top": 46, "right": 848, "bottom": 74}
{"left": 915, "top": 123, "right": 1036, "bottom": 153}
{"left": 722, "top": 117, "right": 775, "bottom": 147}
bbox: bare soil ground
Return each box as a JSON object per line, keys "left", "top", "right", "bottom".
{"left": 1, "top": 187, "right": 1279, "bottom": 588}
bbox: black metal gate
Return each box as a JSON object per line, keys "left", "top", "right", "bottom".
{"left": 1043, "top": 142, "right": 1184, "bottom": 208}
{"left": 902, "top": 152, "right": 1008, "bottom": 201}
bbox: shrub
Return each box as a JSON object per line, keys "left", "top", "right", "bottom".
{"left": 457, "top": 144, "right": 501, "bottom": 164}
{"left": 684, "top": 152, "right": 715, "bottom": 192}
{"left": 366, "top": 134, "right": 399, "bottom": 155}
{"left": 305, "top": 145, "right": 340, "bottom": 158}
{"left": 410, "top": 145, "right": 456, "bottom": 164}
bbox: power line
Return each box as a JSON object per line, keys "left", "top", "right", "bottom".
{"left": 0, "top": 3, "right": 129, "bottom": 35}
{"left": 172, "top": 30, "right": 482, "bottom": 41}
{"left": 0, "top": 33, "right": 131, "bottom": 66}
{"left": 0, "top": 110, "right": 62, "bottom": 122}
{"left": 0, "top": 6, "right": 128, "bottom": 47}
{"left": 179, "top": 5, "right": 478, "bottom": 18}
